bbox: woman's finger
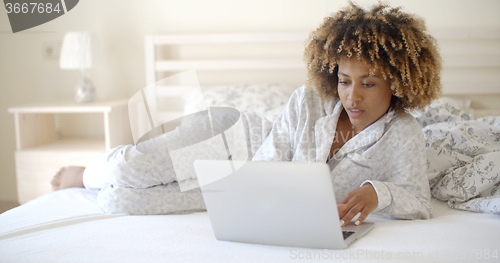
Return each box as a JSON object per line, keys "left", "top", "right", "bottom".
{"left": 353, "top": 209, "right": 369, "bottom": 226}
{"left": 337, "top": 204, "right": 347, "bottom": 214}
{"left": 338, "top": 203, "right": 353, "bottom": 219}
{"left": 338, "top": 193, "right": 358, "bottom": 219}
{"left": 340, "top": 204, "right": 362, "bottom": 227}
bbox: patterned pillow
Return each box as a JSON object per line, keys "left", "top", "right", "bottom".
{"left": 410, "top": 97, "right": 475, "bottom": 127}
{"left": 183, "top": 83, "right": 298, "bottom": 121}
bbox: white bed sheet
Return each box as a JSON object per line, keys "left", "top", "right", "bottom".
{"left": 1, "top": 188, "right": 498, "bottom": 263}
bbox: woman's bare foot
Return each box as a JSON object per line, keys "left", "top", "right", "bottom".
{"left": 50, "top": 166, "right": 86, "bottom": 191}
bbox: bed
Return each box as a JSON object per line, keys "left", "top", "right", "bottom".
{"left": 1, "top": 188, "right": 498, "bottom": 262}
{"left": 1, "top": 29, "right": 499, "bottom": 262}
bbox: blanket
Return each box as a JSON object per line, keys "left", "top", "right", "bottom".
{"left": 412, "top": 101, "right": 500, "bottom": 215}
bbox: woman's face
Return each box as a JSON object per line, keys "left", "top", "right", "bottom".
{"left": 337, "top": 58, "right": 393, "bottom": 132}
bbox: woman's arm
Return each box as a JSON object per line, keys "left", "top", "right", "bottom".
{"left": 339, "top": 127, "right": 432, "bottom": 225}
{"left": 372, "top": 130, "right": 432, "bottom": 219}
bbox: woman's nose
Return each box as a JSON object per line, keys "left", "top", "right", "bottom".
{"left": 348, "top": 83, "right": 362, "bottom": 102}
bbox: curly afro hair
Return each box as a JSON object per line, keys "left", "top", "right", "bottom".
{"left": 304, "top": 1, "right": 442, "bottom": 114}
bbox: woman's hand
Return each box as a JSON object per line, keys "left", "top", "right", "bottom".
{"left": 50, "top": 166, "right": 86, "bottom": 191}
{"left": 338, "top": 184, "right": 378, "bottom": 226}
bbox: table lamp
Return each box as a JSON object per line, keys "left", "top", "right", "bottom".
{"left": 59, "top": 32, "right": 95, "bottom": 103}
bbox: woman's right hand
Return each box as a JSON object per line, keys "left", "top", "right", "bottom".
{"left": 338, "top": 184, "right": 378, "bottom": 226}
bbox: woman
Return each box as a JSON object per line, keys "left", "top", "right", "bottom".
{"left": 253, "top": 2, "right": 441, "bottom": 225}
{"left": 253, "top": 59, "right": 435, "bottom": 225}
{"left": 52, "top": 2, "right": 441, "bottom": 224}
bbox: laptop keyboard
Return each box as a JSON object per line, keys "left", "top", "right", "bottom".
{"left": 342, "top": 231, "right": 355, "bottom": 240}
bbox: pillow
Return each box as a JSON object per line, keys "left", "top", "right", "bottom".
{"left": 409, "top": 96, "right": 475, "bottom": 127}
{"left": 434, "top": 97, "right": 472, "bottom": 114}
{"left": 183, "top": 83, "right": 297, "bottom": 121}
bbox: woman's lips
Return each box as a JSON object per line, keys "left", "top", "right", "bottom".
{"left": 348, "top": 108, "right": 364, "bottom": 117}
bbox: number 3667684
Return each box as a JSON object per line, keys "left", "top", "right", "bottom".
{"left": 5, "top": 3, "right": 62, "bottom": 14}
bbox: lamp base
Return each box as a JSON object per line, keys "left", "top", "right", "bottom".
{"left": 75, "top": 76, "right": 95, "bottom": 103}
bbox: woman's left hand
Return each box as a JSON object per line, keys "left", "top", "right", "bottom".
{"left": 338, "top": 184, "right": 378, "bottom": 226}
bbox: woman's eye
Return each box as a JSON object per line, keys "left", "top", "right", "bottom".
{"left": 338, "top": 80, "right": 349, "bottom": 85}
{"left": 363, "top": 83, "right": 375, "bottom": 87}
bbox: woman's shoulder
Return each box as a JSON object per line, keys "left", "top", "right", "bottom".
{"left": 387, "top": 111, "right": 424, "bottom": 138}
{"left": 291, "top": 85, "right": 320, "bottom": 101}
{"left": 280, "top": 85, "right": 328, "bottom": 122}
{"left": 290, "top": 85, "right": 332, "bottom": 111}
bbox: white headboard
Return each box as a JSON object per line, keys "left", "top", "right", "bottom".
{"left": 144, "top": 29, "right": 500, "bottom": 117}
{"left": 145, "top": 32, "right": 309, "bottom": 89}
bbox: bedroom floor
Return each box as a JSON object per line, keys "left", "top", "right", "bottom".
{"left": 0, "top": 200, "right": 19, "bottom": 214}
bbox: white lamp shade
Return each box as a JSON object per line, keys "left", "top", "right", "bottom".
{"left": 60, "top": 32, "right": 92, "bottom": 70}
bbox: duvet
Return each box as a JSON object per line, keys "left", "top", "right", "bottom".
{"left": 414, "top": 102, "right": 500, "bottom": 214}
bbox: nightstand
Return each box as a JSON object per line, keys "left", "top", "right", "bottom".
{"left": 8, "top": 100, "right": 133, "bottom": 204}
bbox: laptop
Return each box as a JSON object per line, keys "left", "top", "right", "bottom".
{"left": 193, "top": 160, "right": 374, "bottom": 249}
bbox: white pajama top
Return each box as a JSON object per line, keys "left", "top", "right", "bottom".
{"left": 252, "top": 86, "right": 431, "bottom": 219}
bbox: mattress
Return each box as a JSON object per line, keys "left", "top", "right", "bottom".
{"left": 1, "top": 188, "right": 498, "bottom": 263}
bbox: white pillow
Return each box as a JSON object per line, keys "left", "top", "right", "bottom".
{"left": 183, "top": 83, "right": 297, "bottom": 121}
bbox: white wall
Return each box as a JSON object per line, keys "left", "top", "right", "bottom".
{"left": 1, "top": 0, "right": 499, "bottom": 201}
